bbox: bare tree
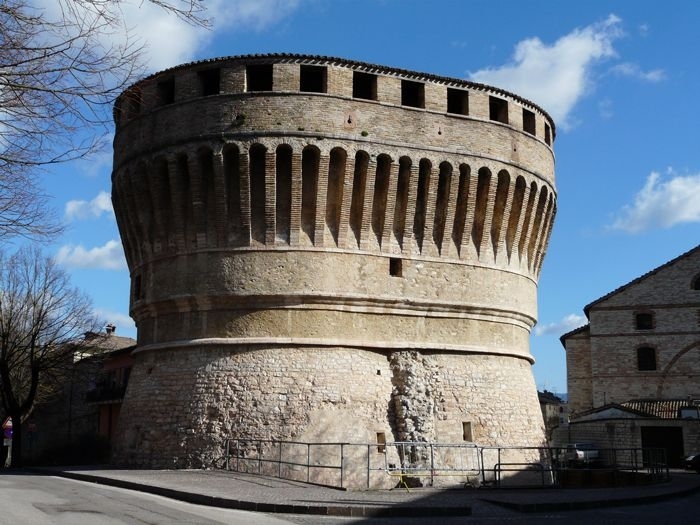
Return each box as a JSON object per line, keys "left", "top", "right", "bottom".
{"left": 0, "top": 245, "right": 99, "bottom": 466}
{"left": 0, "top": 0, "right": 207, "bottom": 242}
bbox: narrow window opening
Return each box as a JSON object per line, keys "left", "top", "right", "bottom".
{"left": 635, "top": 312, "right": 654, "bottom": 330}
{"left": 300, "top": 65, "right": 327, "bottom": 93}
{"left": 692, "top": 274, "right": 700, "bottom": 290}
{"left": 158, "top": 78, "right": 175, "bottom": 105}
{"left": 401, "top": 80, "right": 425, "bottom": 108}
{"left": 376, "top": 432, "right": 386, "bottom": 453}
{"left": 447, "top": 88, "right": 469, "bottom": 115}
{"left": 389, "top": 258, "right": 402, "bottom": 277}
{"left": 353, "top": 71, "right": 377, "bottom": 100}
{"left": 246, "top": 64, "right": 273, "bottom": 91}
{"left": 462, "top": 421, "right": 473, "bottom": 442}
{"left": 489, "top": 96, "right": 508, "bottom": 124}
{"left": 544, "top": 123, "right": 552, "bottom": 145}
{"left": 522, "top": 108, "right": 536, "bottom": 135}
{"left": 637, "top": 347, "right": 656, "bottom": 371}
{"left": 198, "top": 68, "right": 220, "bottom": 96}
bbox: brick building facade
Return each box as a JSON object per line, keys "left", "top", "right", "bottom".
{"left": 559, "top": 245, "right": 700, "bottom": 465}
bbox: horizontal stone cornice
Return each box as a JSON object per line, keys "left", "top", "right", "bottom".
{"left": 131, "top": 336, "right": 536, "bottom": 363}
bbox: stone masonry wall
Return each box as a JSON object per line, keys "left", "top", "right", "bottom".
{"left": 111, "top": 55, "right": 555, "bottom": 474}
{"left": 115, "top": 344, "right": 544, "bottom": 479}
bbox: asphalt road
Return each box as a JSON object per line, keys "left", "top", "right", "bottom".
{"left": 0, "top": 472, "right": 295, "bottom": 525}
{"left": 2, "top": 470, "right": 699, "bottom": 525}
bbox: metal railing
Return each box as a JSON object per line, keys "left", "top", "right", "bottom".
{"left": 220, "top": 438, "right": 670, "bottom": 490}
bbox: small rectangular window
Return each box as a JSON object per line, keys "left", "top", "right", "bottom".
{"left": 401, "top": 80, "right": 425, "bottom": 108}
{"left": 544, "top": 123, "right": 552, "bottom": 145}
{"left": 389, "top": 258, "right": 402, "bottom": 277}
{"left": 300, "top": 65, "right": 327, "bottom": 93}
{"left": 447, "top": 88, "right": 469, "bottom": 115}
{"left": 635, "top": 312, "right": 654, "bottom": 330}
{"left": 489, "top": 96, "right": 508, "bottom": 124}
{"left": 246, "top": 64, "right": 273, "bottom": 92}
{"left": 158, "top": 78, "right": 175, "bottom": 105}
{"left": 353, "top": 71, "right": 377, "bottom": 100}
{"left": 198, "top": 68, "right": 220, "bottom": 96}
{"left": 637, "top": 347, "right": 656, "bottom": 371}
{"left": 462, "top": 421, "right": 473, "bottom": 442}
{"left": 523, "top": 108, "right": 536, "bottom": 135}
{"left": 376, "top": 432, "right": 386, "bottom": 453}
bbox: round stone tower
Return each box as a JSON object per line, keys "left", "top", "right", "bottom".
{"left": 111, "top": 54, "right": 556, "bottom": 473}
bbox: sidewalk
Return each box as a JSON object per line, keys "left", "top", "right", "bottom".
{"left": 29, "top": 467, "right": 700, "bottom": 517}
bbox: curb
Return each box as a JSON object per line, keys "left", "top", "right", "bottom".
{"left": 481, "top": 478, "right": 700, "bottom": 513}
{"left": 31, "top": 469, "right": 472, "bottom": 517}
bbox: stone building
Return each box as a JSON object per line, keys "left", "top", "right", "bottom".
{"left": 9, "top": 330, "right": 135, "bottom": 465}
{"left": 559, "top": 244, "right": 700, "bottom": 466}
{"left": 538, "top": 390, "right": 567, "bottom": 440}
{"left": 110, "top": 54, "right": 557, "bottom": 480}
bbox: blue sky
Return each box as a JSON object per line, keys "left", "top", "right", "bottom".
{"left": 37, "top": 0, "right": 700, "bottom": 394}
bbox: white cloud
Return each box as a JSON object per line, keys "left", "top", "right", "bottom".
{"left": 31, "top": 0, "right": 302, "bottom": 73}
{"left": 55, "top": 239, "right": 127, "bottom": 270}
{"left": 92, "top": 308, "right": 137, "bottom": 338}
{"left": 598, "top": 98, "right": 614, "bottom": 119}
{"left": 609, "top": 62, "right": 664, "bottom": 82}
{"left": 212, "top": 0, "right": 301, "bottom": 32}
{"left": 469, "top": 15, "right": 623, "bottom": 130}
{"left": 609, "top": 170, "right": 700, "bottom": 234}
{"left": 534, "top": 314, "right": 587, "bottom": 337}
{"left": 65, "top": 191, "right": 113, "bottom": 221}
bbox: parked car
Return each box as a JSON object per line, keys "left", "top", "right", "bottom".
{"left": 564, "top": 443, "right": 600, "bottom": 466}
{"left": 683, "top": 453, "right": 700, "bottom": 472}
